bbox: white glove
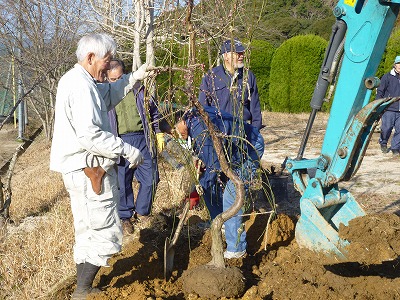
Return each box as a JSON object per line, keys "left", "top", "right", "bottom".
{"left": 195, "top": 184, "right": 204, "bottom": 196}
{"left": 124, "top": 146, "right": 144, "bottom": 169}
{"left": 132, "top": 62, "right": 150, "bottom": 81}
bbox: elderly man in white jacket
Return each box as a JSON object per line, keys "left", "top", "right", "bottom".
{"left": 50, "top": 33, "right": 148, "bottom": 299}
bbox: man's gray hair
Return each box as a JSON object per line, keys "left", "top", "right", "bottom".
{"left": 76, "top": 33, "right": 117, "bottom": 62}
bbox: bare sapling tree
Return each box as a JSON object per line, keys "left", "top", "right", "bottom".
{"left": 87, "top": 0, "right": 157, "bottom": 69}
{"left": 0, "top": 144, "right": 23, "bottom": 225}
{"left": 183, "top": 0, "right": 238, "bottom": 269}
{"left": 194, "top": 101, "right": 246, "bottom": 268}
{"left": 175, "top": 56, "right": 255, "bottom": 297}
{"left": 0, "top": 0, "right": 90, "bottom": 140}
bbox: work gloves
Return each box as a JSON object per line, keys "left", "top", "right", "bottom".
{"left": 156, "top": 132, "right": 166, "bottom": 153}
{"left": 132, "top": 62, "right": 150, "bottom": 81}
{"left": 123, "top": 145, "right": 144, "bottom": 169}
{"left": 186, "top": 190, "right": 200, "bottom": 210}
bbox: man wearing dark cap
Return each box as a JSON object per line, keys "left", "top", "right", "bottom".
{"left": 198, "top": 38, "right": 262, "bottom": 130}
{"left": 376, "top": 55, "right": 400, "bottom": 155}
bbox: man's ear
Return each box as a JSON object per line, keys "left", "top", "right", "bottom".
{"left": 87, "top": 53, "right": 95, "bottom": 65}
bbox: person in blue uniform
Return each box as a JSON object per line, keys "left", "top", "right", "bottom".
{"left": 174, "top": 106, "right": 264, "bottom": 259}
{"left": 106, "top": 59, "right": 165, "bottom": 234}
{"left": 377, "top": 56, "right": 400, "bottom": 155}
{"left": 198, "top": 38, "right": 263, "bottom": 130}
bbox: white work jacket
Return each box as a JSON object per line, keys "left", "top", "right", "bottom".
{"left": 50, "top": 64, "right": 140, "bottom": 174}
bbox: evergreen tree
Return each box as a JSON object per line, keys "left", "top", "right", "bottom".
{"left": 249, "top": 0, "right": 334, "bottom": 46}
{"left": 268, "top": 34, "right": 327, "bottom": 112}
{"left": 377, "top": 28, "right": 400, "bottom": 79}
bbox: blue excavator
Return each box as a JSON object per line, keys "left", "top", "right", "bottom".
{"left": 285, "top": 0, "right": 400, "bottom": 258}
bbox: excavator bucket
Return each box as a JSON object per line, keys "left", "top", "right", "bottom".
{"left": 295, "top": 192, "right": 365, "bottom": 259}
{"left": 284, "top": 0, "right": 400, "bottom": 260}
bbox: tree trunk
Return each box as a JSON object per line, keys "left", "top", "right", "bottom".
{"left": 145, "top": 0, "right": 155, "bottom": 67}
{"left": 186, "top": 0, "right": 195, "bottom": 65}
{"left": 193, "top": 101, "right": 246, "bottom": 269}
{"left": 133, "top": 0, "right": 145, "bottom": 70}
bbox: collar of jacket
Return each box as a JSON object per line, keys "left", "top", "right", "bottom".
{"left": 221, "top": 63, "right": 243, "bottom": 78}
{"left": 390, "top": 68, "right": 400, "bottom": 77}
{"left": 75, "top": 63, "right": 97, "bottom": 85}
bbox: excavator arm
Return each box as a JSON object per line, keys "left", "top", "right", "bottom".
{"left": 285, "top": 0, "right": 400, "bottom": 258}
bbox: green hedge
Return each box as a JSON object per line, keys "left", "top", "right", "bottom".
{"left": 268, "top": 34, "right": 328, "bottom": 112}
{"left": 377, "top": 28, "right": 400, "bottom": 79}
{"left": 247, "top": 40, "right": 276, "bottom": 111}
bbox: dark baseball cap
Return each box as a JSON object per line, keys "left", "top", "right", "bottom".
{"left": 220, "top": 39, "right": 246, "bottom": 55}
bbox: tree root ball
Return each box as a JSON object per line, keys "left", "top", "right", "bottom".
{"left": 181, "top": 265, "right": 245, "bottom": 298}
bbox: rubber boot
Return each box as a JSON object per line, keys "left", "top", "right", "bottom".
{"left": 71, "top": 262, "right": 101, "bottom": 300}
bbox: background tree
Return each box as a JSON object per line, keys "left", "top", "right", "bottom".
{"left": 377, "top": 28, "right": 400, "bottom": 79}
{"left": 87, "top": 0, "right": 157, "bottom": 69}
{"left": 0, "top": 0, "right": 89, "bottom": 140}
{"left": 249, "top": 0, "right": 334, "bottom": 46}
{"left": 268, "top": 34, "right": 328, "bottom": 113}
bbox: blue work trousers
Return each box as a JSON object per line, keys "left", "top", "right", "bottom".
{"left": 202, "top": 181, "right": 224, "bottom": 220}
{"left": 223, "top": 133, "right": 265, "bottom": 253}
{"left": 118, "top": 132, "right": 159, "bottom": 219}
{"left": 380, "top": 110, "right": 400, "bottom": 150}
{"left": 202, "top": 133, "right": 264, "bottom": 252}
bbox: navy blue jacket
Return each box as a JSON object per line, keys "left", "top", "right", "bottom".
{"left": 376, "top": 69, "right": 400, "bottom": 111}
{"left": 185, "top": 106, "right": 263, "bottom": 189}
{"left": 198, "top": 65, "right": 263, "bottom": 130}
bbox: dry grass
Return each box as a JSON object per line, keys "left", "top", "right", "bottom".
{"left": 0, "top": 132, "right": 213, "bottom": 299}
{"left": 0, "top": 134, "right": 74, "bottom": 299}
{"left": 9, "top": 135, "right": 65, "bottom": 221}
{"left": 0, "top": 113, "right": 296, "bottom": 299}
{"left": 0, "top": 199, "right": 74, "bottom": 299}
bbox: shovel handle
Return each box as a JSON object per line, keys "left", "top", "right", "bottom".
{"left": 170, "top": 200, "right": 190, "bottom": 246}
{"left": 168, "top": 163, "right": 201, "bottom": 248}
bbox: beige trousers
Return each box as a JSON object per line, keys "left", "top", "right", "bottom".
{"left": 62, "top": 167, "right": 122, "bottom": 266}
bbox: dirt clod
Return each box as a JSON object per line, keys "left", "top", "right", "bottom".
{"left": 266, "top": 213, "right": 296, "bottom": 246}
{"left": 182, "top": 265, "right": 245, "bottom": 298}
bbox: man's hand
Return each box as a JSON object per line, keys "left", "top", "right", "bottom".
{"left": 193, "top": 156, "right": 205, "bottom": 175}
{"left": 156, "top": 132, "right": 166, "bottom": 153}
{"left": 126, "top": 147, "right": 144, "bottom": 169}
{"left": 132, "top": 62, "right": 150, "bottom": 81}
